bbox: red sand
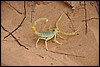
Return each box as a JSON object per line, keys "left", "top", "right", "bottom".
{"left": 1, "top": 1, "right": 99, "bottom": 66}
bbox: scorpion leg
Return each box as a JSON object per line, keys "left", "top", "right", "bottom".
{"left": 57, "top": 33, "right": 65, "bottom": 40}
{"left": 45, "top": 40, "right": 48, "bottom": 51}
{"left": 54, "top": 35, "right": 62, "bottom": 45}
{"left": 36, "top": 38, "right": 40, "bottom": 48}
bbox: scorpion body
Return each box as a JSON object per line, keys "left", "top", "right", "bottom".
{"left": 32, "top": 13, "right": 78, "bottom": 50}
{"left": 38, "top": 28, "right": 58, "bottom": 40}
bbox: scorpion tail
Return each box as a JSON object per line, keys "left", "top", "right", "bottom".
{"left": 32, "top": 24, "right": 39, "bottom": 34}
{"left": 32, "top": 18, "right": 48, "bottom": 34}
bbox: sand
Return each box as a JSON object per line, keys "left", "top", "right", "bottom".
{"left": 1, "top": 1, "right": 99, "bottom": 66}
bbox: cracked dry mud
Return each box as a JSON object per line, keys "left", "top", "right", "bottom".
{"left": 1, "top": 1, "right": 99, "bottom": 66}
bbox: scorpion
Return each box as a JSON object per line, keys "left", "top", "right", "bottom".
{"left": 32, "top": 13, "right": 79, "bottom": 51}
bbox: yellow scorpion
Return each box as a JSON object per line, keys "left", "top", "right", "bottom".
{"left": 32, "top": 13, "right": 78, "bottom": 50}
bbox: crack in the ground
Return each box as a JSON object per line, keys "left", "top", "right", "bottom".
{"left": 4, "top": 1, "right": 23, "bottom": 15}
{"left": 83, "top": 1, "right": 88, "bottom": 34}
{"left": 4, "top": 1, "right": 26, "bottom": 39}
{"left": 50, "top": 51, "right": 85, "bottom": 58}
{"left": 18, "top": 39, "right": 31, "bottom": 47}
{"left": 82, "top": 17, "right": 99, "bottom": 22}
{"left": 65, "top": 13, "right": 75, "bottom": 32}
{"left": 36, "top": 54, "right": 44, "bottom": 59}
{"left": 1, "top": 24, "right": 29, "bottom": 50}
{"left": 30, "top": 1, "right": 36, "bottom": 23}
{"left": 90, "top": 1, "right": 99, "bottom": 17}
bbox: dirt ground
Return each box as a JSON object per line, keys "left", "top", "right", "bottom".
{"left": 1, "top": 1, "right": 99, "bottom": 66}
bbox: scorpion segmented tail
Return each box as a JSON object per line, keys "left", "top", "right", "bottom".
{"left": 32, "top": 18, "right": 48, "bottom": 34}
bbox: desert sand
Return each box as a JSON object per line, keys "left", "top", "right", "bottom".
{"left": 1, "top": 1, "right": 99, "bottom": 66}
